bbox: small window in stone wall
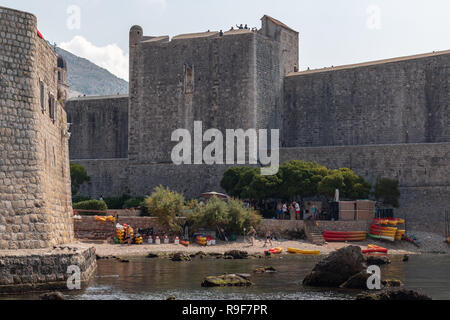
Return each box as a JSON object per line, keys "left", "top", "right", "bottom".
{"left": 40, "top": 81, "right": 45, "bottom": 113}
{"left": 49, "top": 94, "right": 57, "bottom": 123}
{"left": 184, "top": 64, "right": 194, "bottom": 94}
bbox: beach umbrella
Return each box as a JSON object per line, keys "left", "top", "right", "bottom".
{"left": 199, "top": 191, "right": 230, "bottom": 199}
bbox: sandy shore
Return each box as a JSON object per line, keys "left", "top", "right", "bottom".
{"left": 82, "top": 232, "right": 449, "bottom": 258}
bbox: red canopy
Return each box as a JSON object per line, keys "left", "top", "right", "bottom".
{"left": 37, "top": 29, "right": 43, "bottom": 39}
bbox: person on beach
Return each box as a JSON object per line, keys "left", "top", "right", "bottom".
{"left": 247, "top": 226, "right": 257, "bottom": 246}
{"left": 288, "top": 203, "right": 295, "bottom": 220}
{"left": 312, "top": 205, "right": 318, "bottom": 221}
{"left": 282, "top": 203, "right": 287, "bottom": 220}
{"left": 294, "top": 201, "right": 301, "bottom": 220}
{"left": 263, "top": 230, "right": 273, "bottom": 247}
{"left": 275, "top": 202, "right": 282, "bottom": 219}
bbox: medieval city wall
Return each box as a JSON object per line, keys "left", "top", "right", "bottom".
{"left": 0, "top": 6, "right": 73, "bottom": 249}
{"left": 282, "top": 51, "right": 450, "bottom": 147}
{"left": 67, "top": 17, "right": 449, "bottom": 234}
{"left": 66, "top": 95, "right": 129, "bottom": 160}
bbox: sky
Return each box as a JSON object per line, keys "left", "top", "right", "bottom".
{"left": 2, "top": 0, "right": 449, "bottom": 81}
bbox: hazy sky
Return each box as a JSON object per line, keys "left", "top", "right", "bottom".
{"left": 3, "top": 0, "right": 449, "bottom": 81}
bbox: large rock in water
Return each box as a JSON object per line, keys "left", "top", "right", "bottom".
{"left": 339, "top": 271, "right": 370, "bottom": 289}
{"left": 303, "top": 246, "right": 366, "bottom": 287}
{"left": 201, "top": 274, "right": 253, "bottom": 287}
{"left": 39, "top": 292, "right": 66, "bottom": 300}
{"left": 171, "top": 252, "right": 192, "bottom": 262}
{"left": 356, "top": 289, "right": 431, "bottom": 300}
{"left": 224, "top": 250, "right": 248, "bottom": 259}
{"left": 365, "top": 255, "right": 391, "bottom": 265}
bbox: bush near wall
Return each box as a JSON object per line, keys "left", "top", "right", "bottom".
{"left": 186, "top": 197, "right": 262, "bottom": 235}
{"left": 123, "top": 197, "right": 146, "bottom": 209}
{"left": 104, "top": 194, "right": 131, "bottom": 210}
{"left": 143, "top": 186, "right": 185, "bottom": 233}
{"left": 73, "top": 200, "right": 108, "bottom": 213}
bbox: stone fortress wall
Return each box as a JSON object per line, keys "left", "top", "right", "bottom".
{"left": 66, "top": 15, "right": 450, "bottom": 233}
{"left": 0, "top": 6, "right": 74, "bottom": 250}
{"left": 282, "top": 51, "right": 450, "bottom": 148}
{"left": 66, "top": 95, "right": 128, "bottom": 160}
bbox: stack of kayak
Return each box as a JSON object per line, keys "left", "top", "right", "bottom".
{"left": 369, "top": 218, "right": 405, "bottom": 242}
{"left": 362, "top": 244, "right": 388, "bottom": 254}
{"left": 322, "top": 231, "right": 367, "bottom": 242}
{"left": 195, "top": 235, "right": 207, "bottom": 246}
{"left": 373, "top": 218, "right": 405, "bottom": 226}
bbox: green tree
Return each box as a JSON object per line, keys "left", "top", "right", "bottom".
{"left": 318, "top": 168, "right": 371, "bottom": 200}
{"left": 143, "top": 186, "right": 185, "bottom": 233}
{"left": 374, "top": 178, "right": 400, "bottom": 208}
{"left": 246, "top": 173, "right": 282, "bottom": 200}
{"left": 220, "top": 167, "right": 258, "bottom": 198}
{"left": 277, "top": 160, "right": 328, "bottom": 200}
{"left": 317, "top": 171, "right": 344, "bottom": 198}
{"left": 70, "top": 163, "right": 90, "bottom": 195}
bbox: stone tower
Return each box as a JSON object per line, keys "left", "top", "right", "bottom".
{"left": 128, "top": 16, "right": 299, "bottom": 164}
{"left": 0, "top": 6, "right": 74, "bottom": 250}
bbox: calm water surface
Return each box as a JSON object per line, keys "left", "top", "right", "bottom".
{"left": 4, "top": 254, "right": 450, "bottom": 300}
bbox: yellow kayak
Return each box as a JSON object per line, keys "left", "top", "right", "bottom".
{"left": 287, "top": 247, "right": 320, "bottom": 255}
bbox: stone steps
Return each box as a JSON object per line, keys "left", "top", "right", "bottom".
{"left": 304, "top": 220, "right": 326, "bottom": 245}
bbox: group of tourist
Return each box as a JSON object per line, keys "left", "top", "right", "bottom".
{"left": 215, "top": 24, "right": 259, "bottom": 37}
{"left": 275, "top": 201, "right": 319, "bottom": 221}
{"left": 246, "top": 226, "right": 273, "bottom": 248}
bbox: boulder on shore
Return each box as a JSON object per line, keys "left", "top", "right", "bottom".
{"left": 254, "top": 266, "right": 277, "bottom": 273}
{"left": 39, "top": 292, "right": 66, "bottom": 300}
{"left": 201, "top": 274, "right": 253, "bottom": 287}
{"left": 382, "top": 279, "right": 403, "bottom": 288}
{"left": 365, "top": 255, "right": 391, "bottom": 265}
{"left": 339, "top": 271, "right": 370, "bottom": 289}
{"left": 224, "top": 250, "right": 248, "bottom": 259}
{"left": 303, "top": 246, "right": 366, "bottom": 287}
{"left": 171, "top": 252, "right": 192, "bottom": 262}
{"left": 356, "top": 289, "right": 431, "bottom": 300}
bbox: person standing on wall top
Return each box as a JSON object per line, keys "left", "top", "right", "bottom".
{"left": 282, "top": 203, "right": 288, "bottom": 220}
